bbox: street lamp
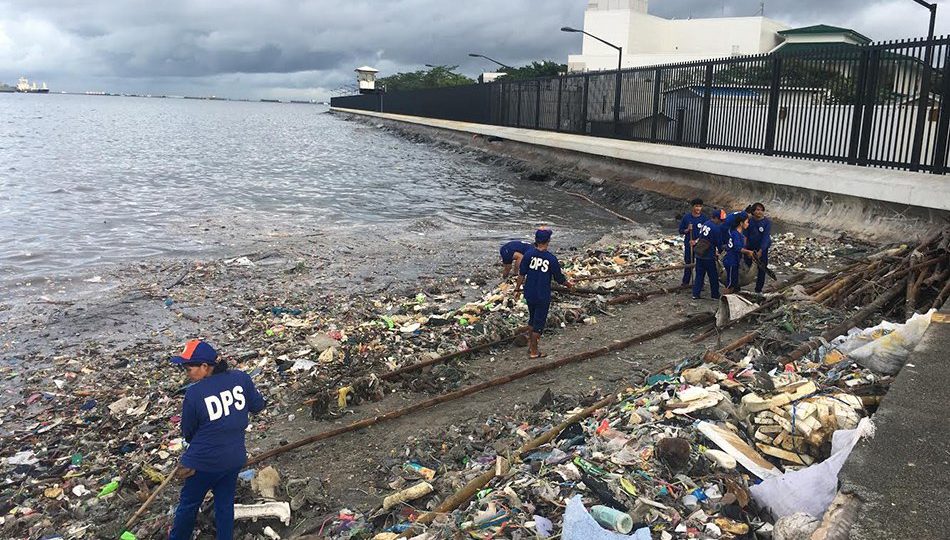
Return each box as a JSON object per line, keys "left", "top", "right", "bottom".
{"left": 909, "top": 1, "right": 938, "bottom": 170}
{"left": 561, "top": 26, "right": 623, "bottom": 135}
{"left": 910, "top": 0, "right": 937, "bottom": 41}
{"left": 468, "top": 53, "right": 514, "bottom": 71}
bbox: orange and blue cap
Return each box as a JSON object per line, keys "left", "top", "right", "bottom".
{"left": 170, "top": 339, "right": 218, "bottom": 366}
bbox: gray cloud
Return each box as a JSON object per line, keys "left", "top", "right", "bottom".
{"left": 0, "top": 0, "right": 946, "bottom": 100}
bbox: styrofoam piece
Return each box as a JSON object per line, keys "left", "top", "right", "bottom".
{"left": 233, "top": 501, "right": 291, "bottom": 525}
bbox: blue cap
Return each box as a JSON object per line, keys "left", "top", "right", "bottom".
{"left": 535, "top": 228, "right": 553, "bottom": 244}
{"left": 170, "top": 339, "right": 218, "bottom": 365}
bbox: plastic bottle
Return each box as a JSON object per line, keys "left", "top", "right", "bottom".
{"left": 98, "top": 480, "right": 120, "bottom": 497}
{"left": 590, "top": 505, "right": 633, "bottom": 534}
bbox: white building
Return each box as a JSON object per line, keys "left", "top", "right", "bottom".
{"left": 567, "top": 0, "right": 789, "bottom": 72}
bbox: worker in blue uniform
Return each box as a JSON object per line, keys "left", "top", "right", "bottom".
{"left": 169, "top": 339, "right": 266, "bottom": 540}
{"left": 692, "top": 211, "right": 723, "bottom": 300}
{"left": 745, "top": 202, "right": 773, "bottom": 293}
{"left": 678, "top": 198, "right": 707, "bottom": 286}
{"left": 500, "top": 239, "right": 533, "bottom": 279}
{"left": 514, "top": 228, "right": 573, "bottom": 359}
{"left": 722, "top": 211, "right": 755, "bottom": 293}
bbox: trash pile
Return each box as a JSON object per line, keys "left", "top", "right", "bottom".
{"left": 361, "top": 305, "right": 940, "bottom": 540}
{"left": 0, "top": 225, "right": 913, "bottom": 539}
{"left": 0, "top": 235, "right": 689, "bottom": 538}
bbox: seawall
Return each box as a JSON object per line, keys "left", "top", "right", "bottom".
{"left": 331, "top": 107, "right": 950, "bottom": 241}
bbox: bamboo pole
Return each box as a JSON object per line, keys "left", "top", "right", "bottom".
{"left": 572, "top": 264, "right": 695, "bottom": 282}
{"left": 123, "top": 463, "right": 181, "bottom": 531}
{"left": 247, "top": 312, "right": 714, "bottom": 467}
{"left": 775, "top": 278, "right": 908, "bottom": 365}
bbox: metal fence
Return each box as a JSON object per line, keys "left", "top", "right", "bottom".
{"left": 331, "top": 35, "right": 950, "bottom": 174}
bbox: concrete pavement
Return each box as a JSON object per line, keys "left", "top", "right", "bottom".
{"left": 838, "top": 303, "right": 950, "bottom": 539}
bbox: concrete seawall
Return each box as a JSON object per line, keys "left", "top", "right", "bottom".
{"left": 331, "top": 107, "right": 950, "bottom": 241}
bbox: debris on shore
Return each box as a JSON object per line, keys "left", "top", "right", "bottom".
{"left": 2, "top": 226, "right": 945, "bottom": 540}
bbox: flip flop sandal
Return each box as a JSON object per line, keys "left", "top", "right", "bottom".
{"left": 529, "top": 352, "right": 547, "bottom": 359}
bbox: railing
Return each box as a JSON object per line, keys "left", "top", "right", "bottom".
{"left": 332, "top": 35, "right": 950, "bottom": 174}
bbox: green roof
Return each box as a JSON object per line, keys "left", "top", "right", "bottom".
{"left": 773, "top": 42, "right": 862, "bottom": 57}
{"left": 778, "top": 24, "right": 872, "bottom": 44}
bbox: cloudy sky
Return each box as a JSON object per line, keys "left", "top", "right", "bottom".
{"left": 1, "top": 0, "right": 947, "bottom": 100}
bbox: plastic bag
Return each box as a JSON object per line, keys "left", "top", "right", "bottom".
{"left": 828, "top": 311, "right": 934, "bottom": 375}
{"left": 750, "top": 418, "right": 875, "bottom": 519}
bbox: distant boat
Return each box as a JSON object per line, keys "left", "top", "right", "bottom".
{"left": 0, "top": 83, "right": 14, "bottom": 93}
{"left": 290, "top": 100, "right": 317, "bottom": 104}
{"left": 16, "top": 77, "right": 50, "bottom": 93}
{"left": 260, "top": 98, "right": 281, "bottom": 103}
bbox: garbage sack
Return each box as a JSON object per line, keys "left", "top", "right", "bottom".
{"left": 718, "top": 260, "right": 756, "bottom": 287}
{"left": 562, "top": 495, "right": 640, "bottom": 540}
{"left": 847, "top": 310, "right": 934, "bottom": 375}
{"left": 751, "top": 417, "right": 875, "bottom": 519}
{"left": 716, "top": 294, "right": 759, "bottom": 327}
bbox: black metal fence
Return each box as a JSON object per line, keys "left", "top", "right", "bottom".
{"left": 332, "top": 35, "right": 950, "bottom": 174}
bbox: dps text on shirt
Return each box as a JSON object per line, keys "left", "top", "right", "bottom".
{"left": 519, "top": 248, "right": 567, "bottom": 303}
{"left": 180, "top": 370, "right": 265, "bottom": 472}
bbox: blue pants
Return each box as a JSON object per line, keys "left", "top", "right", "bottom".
{"left": 169, "top": 467, "right": 241, "bottom": 540}
{"left": 725, "top": 261, "right": 741, "bottom": 291}
{"left": 682, "top": 243, "right": 694, "bottom": 285}
{"left": 527, "top": 300, "right": 550, "bottom": 334}
{"left": 755, "top": 252, "right": 769, "bottom": 292}
{"left": 692, "top": 258, "right": 720, "bottom": 299}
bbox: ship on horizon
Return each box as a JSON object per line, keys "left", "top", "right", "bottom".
{"left": 16, "top": 77, "right": 50, "bottom": 93}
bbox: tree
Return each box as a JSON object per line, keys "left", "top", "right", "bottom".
{"left": 499, "top": 61, "right": 567, "bottom": 80}
{"left": 377, "top": 65, "right": 474, "bottom": 91}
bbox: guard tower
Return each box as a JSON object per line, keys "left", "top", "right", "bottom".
{"left": 355, "top": 66, "right": 379, "bottom": 94}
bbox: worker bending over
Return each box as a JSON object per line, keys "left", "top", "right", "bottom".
{"left": 499, "top": 239, "right": 533, "bottom": 279}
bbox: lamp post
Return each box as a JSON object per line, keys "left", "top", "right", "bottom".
{"left": 561, "top": 25, "right": 623, "bottom": 136}
{"left": 910, "top": 0, "right": 937, "bottom": 41}
{"left": 909, "top": 0, "right": 938, "bottom": 170}
{"left": 467, "top": 53, "right": 514, "bottom": 71}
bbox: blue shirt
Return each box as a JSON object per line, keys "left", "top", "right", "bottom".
{"left": 678, "top": 213, "right": 707, "bottom": 245}
{"left": 500, "top": 240, "right": 533, "bottom": 264}
{"left": 180, "top": 370, "right": 266, "bottom": 472}
{"left": 519, "top": 248, "right": 567, "bottom": 303}
{"left": 694, "top": 220, "right": 722, "bottom": 260}
{"left": 747, "top": 217, "right": 772, "bottom": 253}
{"left": 723, "top": 228, "right": 747, "bottom": 266}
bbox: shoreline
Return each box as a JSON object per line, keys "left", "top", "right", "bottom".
{"left": 0, "top": 212, "right": 875, "bottom": 538}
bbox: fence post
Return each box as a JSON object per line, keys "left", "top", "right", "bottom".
{"left": 847, "top": 49, "right": 871, "bottom": 164}
{"left": 650, "top": 68, "right": 662, "bottom": 142}
{"left": 378, "top": 92, "right": 384, "bottom": 113}
{"left": 485, "top": 83, "right": 492, "bottom": 124}
{"left": 613, "top": 70, "right": 623, "bottom": 137}
{"left": 910, "top": 39, "right": 935, "bottom": 171}
{"left": 700, "top": 64, "right": 714, "bottom": 148}
{"left": 764, "top": 56, "right": 783, "bottom": 155}
{"left": 582, "top": 74, "right": 590, "bottom": 133}
{"left": 504, "top": 83, "right": 511, "bottom": 126}
{"left": 931, "top": 46, "right": 950, "bottom": 174}
{"left": 556, "top": 77, "right": 563, "bottom": 132}
{"left": 535, "top": 80, "right": 542, "bottom": 129}
{"left": 517, "top": 82, "right": 523, "bottom": 127}
{"left": 857, "top": 49, "right": 882, "bottom": 166}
